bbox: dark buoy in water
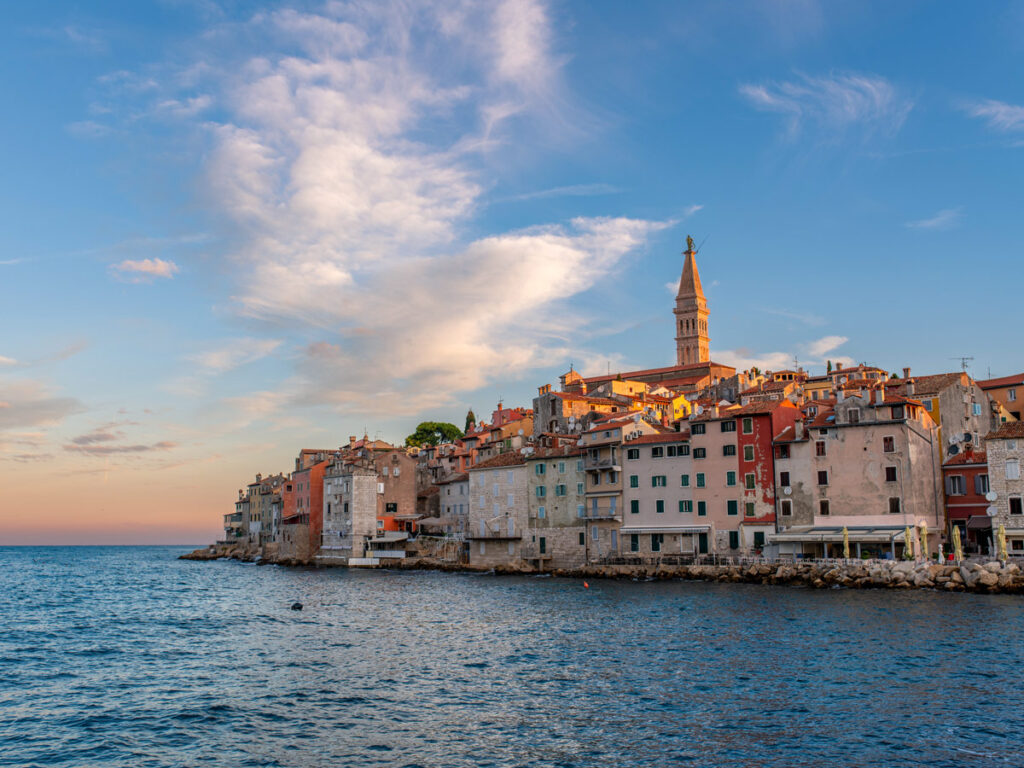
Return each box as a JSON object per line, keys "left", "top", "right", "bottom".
{"left": 290, "top": 602, "right": 303, "bottom": 611}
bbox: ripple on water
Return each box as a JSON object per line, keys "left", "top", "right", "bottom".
{"left": 1, "top": 546, "right": 1023, "bottom": 768}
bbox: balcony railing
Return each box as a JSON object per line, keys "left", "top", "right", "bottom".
{"left": 466, "top": 530, "right": 523, "bottom": 540}
{"left": 583, "top": 456, "right": 620, "bottom": 471}
{"left": 584, "top": 509, "right": 621, "bottom": 521}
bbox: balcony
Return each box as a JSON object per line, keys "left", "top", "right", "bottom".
{"left": 367, "top": 549, "right": 407, "bottom": 559}
{"left": 584, "top": 510, "right": 621, "bottom": 521}
{"left": 583, "top": 456, "right": 620, "bottom": 472}
{"left": 466, "top": 530, "right": 523, "bottom": 540}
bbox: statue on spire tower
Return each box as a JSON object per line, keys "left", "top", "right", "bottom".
{"left": 686, "top": 235, "right": 695, "bottom": 253}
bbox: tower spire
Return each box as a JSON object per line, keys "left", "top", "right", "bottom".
{"left": 673, "top": 236, "right": 710, "bottom": 366}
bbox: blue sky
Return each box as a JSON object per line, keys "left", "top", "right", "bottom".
{"left": 2, "top": 0, "right": 1023, "bottom": 542}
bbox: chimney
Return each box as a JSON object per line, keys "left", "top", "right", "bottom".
{"left": 875, "top": 388, "right": 884, "bottom": 405}
{"left": 906, "top": 378, "right": 915, "bottom": 397}
{"left": 836, "top": 362, "right": 843, "bottom": 371}
{"left": 794, "top": 418, "right": 805, "bottom": 441}
{"left": 349, "top": 435, "right": 357, "bottom": 447}
{"left": 902, "top": 367, "right": 911, "bottom": 380}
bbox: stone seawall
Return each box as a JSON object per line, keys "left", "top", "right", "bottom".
{"left": 180, "top": 546, "right": 1024, "bottom": 594}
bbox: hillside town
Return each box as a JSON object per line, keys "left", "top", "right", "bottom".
{"left": 211, "top": 239, "right": 1024, "bottom": 572}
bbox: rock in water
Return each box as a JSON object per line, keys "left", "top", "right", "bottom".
{"left": 290, "top": 602, "right": 303, "bottom": 611}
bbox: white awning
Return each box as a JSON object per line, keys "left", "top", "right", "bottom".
{"left": 620, "top": 525, "right": 711, "bottom": 534}
{"left": 770, "top": 526, "right": 909, "bottom": 544}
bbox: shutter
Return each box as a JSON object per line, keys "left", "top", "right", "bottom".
{"left": 945, "top": 477, "right": 954, "bottom": 496}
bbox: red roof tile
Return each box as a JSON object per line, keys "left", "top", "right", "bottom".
{"left": 470, "top": 452, "right": 528, "bottom": 470}
{"left": 978, "top": 373, "right": 1024, "bottom": 390}
{"left": 987, "top": 422, "right": 1024, "bottom": 440}
{"left": 943, "top": 451, "right": 987, "bottom": 467}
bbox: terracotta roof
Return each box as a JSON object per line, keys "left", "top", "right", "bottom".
{"left": 978, "top": 373, "right": 1024, "bottom": 390}
{"left": 653, "top": 375, "right": 705, "bottom": 389}
{"left": 773, "top": 425, "right": 805, "bottom": 443}
{"left": 582, "top": 361, "right": 732, "bottom": 384}
{"left": 943, "top": 451, "right": 987, "bottom": 467}
{"left": 436, "top": 472, "right": 469, "bottom": 485}
{"left": 740, "top": 381, "right": 789, "bottom": 395}
{"left": 584, "top": 417, "right": 633, "bottom": 434}
{"left": 528, "top": 444, "right": 583, "bottom": 459}
{"left": 627, "top": 431, "right": 687, "bottom": 445}
{"left": 887, "top": 372, "right": 965, "bottom": 396}
{"left": 469, "top": 452, "right": 528, "bottom": 470}
{"left": 987, "top": 422, "right": 1024, "bottom": 440}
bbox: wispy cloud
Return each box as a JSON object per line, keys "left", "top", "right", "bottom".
{"left": 906, "top": 207, "right": 962, "bottom": 230}
{"left": 506, "top": 183, "right": 620, "bottom": 202}
{"left": 758, "top": 307, "right": 826, "bottom": 327}
{"left": 0, "top": 380, "right": 86, "bottom": 430}
{"left": 0, "top": 258, "right": 25, "bottom": 266}
{"left": 804, "top": 335, "right": 848, "bottom": 358}
{"left": 110, "top": 258, "right": 179, "bottom": 282}
{"left": 962, "top": 99, "right": 1024, "bottom": 132}
{"left": 64, "top": 440, "right": 177, "bottom": 456}
{"left": 739, "top": 72, "right": 912, "bottom": 141}
{"left": 191, "top": 338, "right": 283, "bottom": 374}
{"left": 0, "top": 356, "right": 18, "bottom": 367}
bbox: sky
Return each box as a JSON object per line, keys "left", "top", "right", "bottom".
{"left": 2, "top": 0, "right": 1023, "bottom": 544}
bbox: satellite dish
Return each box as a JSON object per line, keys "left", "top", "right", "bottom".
{"left": 962, "top": 432, "right": 972, "bottom": 442}
{"left": 947, "top": 444, "right": 960, "bottom": 455}
{"left": 783, "top": 486, "right": 792, "bottom": 496}
{"left": 986, "top": 491, "right": 997, "bottom": 502}
{"left": 695, "top": 405, "right": 704, "bottom": 415}
{"left": 518, "top": 429, "right": 524, "bottom": 436}
{"left": 987, "top": 505, "right": 998, "bottom": 517}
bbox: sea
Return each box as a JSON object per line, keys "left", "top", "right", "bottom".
{"left": 1, "top": 545, "right": 1022, "bottom": 767}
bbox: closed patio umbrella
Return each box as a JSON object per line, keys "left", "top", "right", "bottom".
{"left": 842, "top": 526, "right": 850, "bottom": 560}
{"left": 997, "top": 524, "right": 1008, "bottom": 562}
{"left": 952, "top": 525, "right": 963, "bottom": 563}
{"left": 919, "top": 522, "right": 929, "bottom": 561}
{"left": 904, "top": 526, "right": 914, "bottom": 560}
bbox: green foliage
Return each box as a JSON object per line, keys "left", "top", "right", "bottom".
{"left": 826, "top": 360, "right": 833, "bottom": 373}
{"left": 464, "top": 409, "right": 476, "bottom": 433}
{"left": 405, "top": 421, "right": 463, "bottom": 447}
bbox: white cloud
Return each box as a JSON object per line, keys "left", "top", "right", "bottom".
{"left": 0, "top": 379, "right": 85, "bottom": 430}
{"left": 681, "top": 204, "right": 703, "bottom": 218}
{"left": 804, "top": 335, "right": 848, "bottom": 358}
{"left": 739, "top": 72, "right": 912, "bottom": 141}
{"left": 963, "top": 99, "right": 1024, "bottom": 132}
{"left": 191, "top": 338, "right": 283, "bottom": 373}
{"left": 906, "top": 207, "right": 962, "bottom": 230}
{"left": 0, "top": 259, "right": 25, "bottom": 266}
{"left": 507, "top": 183, "right": 620, "bottom": 201}
{"left": 110, "top": 258, "right": 179, "bottom": 282}
{"left": 0, "top": 356, "right": 18, "bottom": 367}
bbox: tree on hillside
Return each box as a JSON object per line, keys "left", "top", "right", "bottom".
{"left": 826, "top": 360, "right": 833, "bottom": 374}
{"left": 464, "top": 409, "right": 476, "bottom": 433}
{"left": 405, "top": 421, "right": 463, "bottom": 447}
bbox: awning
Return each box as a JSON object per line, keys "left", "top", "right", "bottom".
{"left": 394, "top": 514, "right": 422, "bottom": 520}
{"left": 417, "top": 516, "right": 458, "bottom": 529}
{"left": 966, "top": 516, "right": 993, "bottom": 530}
{"left": 367, "top": 531, "right": 409, "bottom": 543}
{"left": 770, "top": 526, "right": 909, "bottom": 544}
{"left": 620, "top": 525, "right": 711, "bottom": 534}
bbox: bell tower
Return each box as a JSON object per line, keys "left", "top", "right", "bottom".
{"left": 674, "top": 236, "right": 709, "bottom": 366}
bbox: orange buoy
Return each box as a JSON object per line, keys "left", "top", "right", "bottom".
{"left": 583, "top": 581, "right": 589, "bottom": 588}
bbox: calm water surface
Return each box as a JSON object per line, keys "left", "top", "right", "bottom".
{"left": 2, "top": 546, "right": 1023, "bottom": 767}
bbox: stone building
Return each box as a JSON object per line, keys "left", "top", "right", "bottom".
{"left": 319, "top": 462, "right": 378, "bottom": 565}
{"left": 436, "top": 472, "right": 470, "bottom": 534}
{"left": 887, "top": 370, "right": 994, "bottom": 460}
{"left": 523, "top": 445, "right": 587, "bottom": 570}
{"left": 984, "top": 421, "right": 1024, "bottom": 556}
{"left": 466, "top": 452, "right": 529, "bottom": 568}
{"left": 770, "top": 388, "right": 944, "bottom": 559}
{"left": 674, "top": 237, "right": 709, "bottom": 366}
{"left": 621, "top": 431, "right": 704, "bottom": 557}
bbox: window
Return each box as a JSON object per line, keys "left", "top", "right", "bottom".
{"left": 697, "top": 501, "right": 707, "bottom": 516}
{"left": 728, "top": 531, "right": 739, "bottom": 549}
{"left": 507, "top": 471, "right": 514, "bottom": 483}
{"left": 973, "top": 403, "right": 982, "bottom": 416}
{"left": 817, "top": 470, "right": 829, "bottom": 486}
{"left": 1010, "top": 441, "right": 1018, "bottom": 451}
{"left": 696, "top": 473, "right": 706, "bottom": 488}
{"left": 630, "top": 499, "right": 639, "bottom": 515}
{"left": 742, "top": 417, "right": 753, "bottom": 434}
{"left": 780, "top": 471, "right": 791, "bottom": 487}
{"left": 780, "top": 499, "right": 792, "bottom": 516}
{"left": 891, "top": 405, "right": 905, "bottom": 420}
{"left": 745, "top": 473, "right": 756, "bottom": 490}
{"left": 555, "top": 484, "right": 567, "bottom": 496}
{"left": 592, "top": 526, "right": 600, "bottom": 541}
{"left": 946, "top": 474, "right": 964, "bottom": 495}
{"left": 743, "top": 445, "right": 754, "bottom": 462}
{"left": 579, "top": 531, "right": 586, "bottom": 545}
{"left": 651, "top": 446, "right": 664, "bottom": 458}
{"left": 721, "top": 420, "right": 736, "bottom": 433}
{"left": 557, "top": 462, "right": 565, "bottom": 474}
{"left": 885, "top": 466, "right": 898, "bottom": 483}
{"left": 693, "top": 448, "right": 707, "bottom": 459}
{"left": 819, "top": 499, "right": 830, "bottom": 516}
{"left": 652, "top": 533, "right": 663, "bottom": 552}
{"left": 1008, "top": 460, "right": 1021, "bottom": 481}
{"left": 626, "top": 448, "right": 639, "bottom": 460}
{"left": 815, "top": 441, "right": 826, "bottom": 457}
{"left": 609, "top": 471, "right": 618, "bottom": 484}
{"left": 667, "top": 445, "right": 678, "bottom": 457}
{"left": 681, "top": 474, "right": 690, "bottom": 487}
{"left": 1011, "top": 497, "right": 1024, "bottom": 516}
{"left": 727, "top": 500, "right": 738, "bottom": 516}
{"left": 777, "top": 444, "right": 790, "bottom": 459}
{"left": 847, "top": 408, "right": 861, "bottom": 424}
{"left": 745, "top": 502, "right": 755, "bottom": 517}
{"left": 577, "top": 482, "right": 584, "bottom": 495}
{"left": 652, "top": 475, "right": 667, "bottom": 487}
{"left": 656, "top": 500, "right": 665, "bottom": 514}
{"left": 1010, "top": 388, "right": 1018, "bottom": 402}
{"left": 576, "top": 504, "right": 585, "bottom": 518}
{"left": 692, "top": 423, "right": 706, "bottom": 435}
{"left": 723, "top": 445, "right": 737, "bottom": 457}
{"left": 536, "top": 486, "right": 546, "bottom": 497}
{"left": 576, "top": 460, "right": 584, "bottom": 472}
{"left": 630, "top": 533, "right": 639, "bottom": 552}
{"left": 888, "top": 497, "right": 901, "bottom": 514}
{"left": 538, "top": 505, "right": 546, "bottom": 519}
{"left": 678, "top": 445, "right": 691, "bottom": 456}
{"left": 726, "top": 471, "right": 737, "bottom": 487}
{"left": 680, "top": 500, "right": 693, "bottom": 513}
{"left": 629, "top": 475, "right": 639, "bottom": 488}
{"left": 883, "top": 436, "right": 895, "bottom": 453}
{"left": 976, "top": 474, "right": 990, "bottom": 494}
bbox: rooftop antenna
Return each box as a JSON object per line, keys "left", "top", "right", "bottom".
{"left": 695, "top": 234, "right": 709, "bottom": 254}
{"left": 949, "top": 356, "right": 974, "bottom": 372}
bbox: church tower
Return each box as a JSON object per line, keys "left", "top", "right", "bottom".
{"left": 674, "top": 236, "right": 709, "bottom": 366}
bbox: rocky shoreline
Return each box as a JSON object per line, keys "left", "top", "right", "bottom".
{"left": 181, "top": 545, "right": 1024, "bottom": 594}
